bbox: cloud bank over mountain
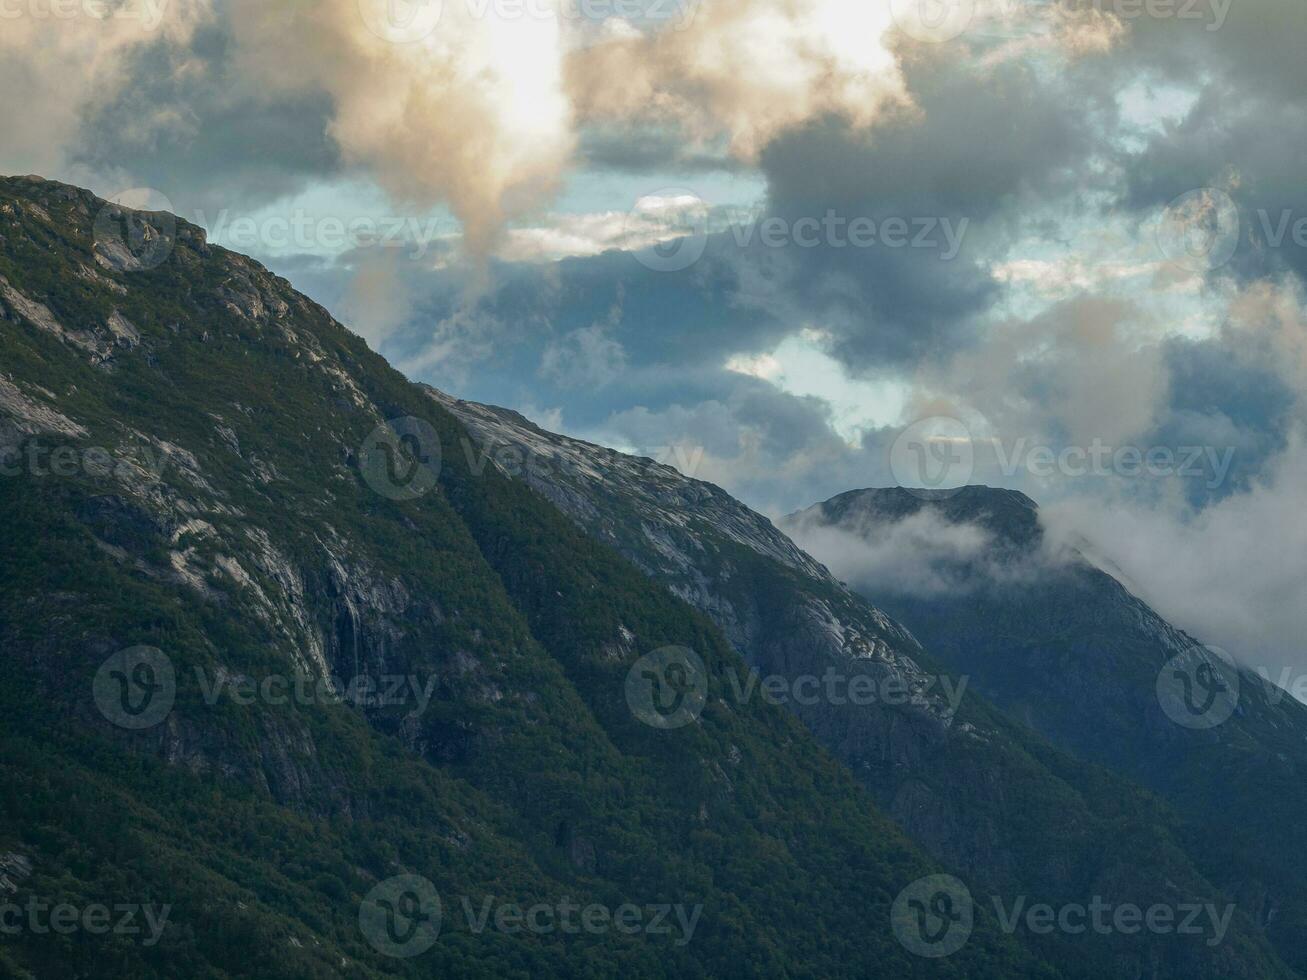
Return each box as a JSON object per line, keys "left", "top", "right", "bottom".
{"left": 7, "top": 0, "right": 1304, "bottom": 668}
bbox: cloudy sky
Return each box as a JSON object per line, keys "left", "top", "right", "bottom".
{"left": 4, "top": 0, "right": 1305, "bottom": 674}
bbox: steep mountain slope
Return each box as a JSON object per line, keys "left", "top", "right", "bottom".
{"left": 784, "top": 485, "right": 1307, "bottom": 972}
{"left": 434, "top": 394, "right": 1298, "bottom": 979}
{"left": 0, "top": 175, "right": 1058, "bottom": 979}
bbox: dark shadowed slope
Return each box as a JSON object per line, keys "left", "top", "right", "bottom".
{"left": 0, "top": 175, "right": 1060, "bottom": 979}
{"left": 435, "top": 393, "right": 1298, "bottom": 979}
{"left": 784, "top": 485, "right": 1307, "bottom": 972}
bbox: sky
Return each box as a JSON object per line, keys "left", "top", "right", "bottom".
{"left": 3, "top": 0, "right": 1305, "bottom": 676}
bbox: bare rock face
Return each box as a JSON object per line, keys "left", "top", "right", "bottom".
{"left": 427, "top": 393, "right": 1146, "bottom": 904}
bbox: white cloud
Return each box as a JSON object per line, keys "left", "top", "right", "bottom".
{"left": 1041, "top": 436, "right": 1307, "bottom": 677}
{"left": 567, "top": 0, "right": 910, "bottom": 160}
{"left": 0, "top": 0, "right": 212, "bottom": 178}
{"left": 785, "top": 507, "right": 1057, "bottom": 599}
{"left": 225, "top": 0, "right": 575, "bottom": 256}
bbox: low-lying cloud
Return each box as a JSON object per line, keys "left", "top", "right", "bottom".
{"left": 1040, "top": 437, "right": 1307, "bottom": 678}
{"left": 783, "top": 507, "right": 1070, "bottom": 600}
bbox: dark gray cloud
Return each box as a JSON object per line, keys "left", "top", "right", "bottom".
{"left": 753, "top": 51, "right": 1114, "bottom": 373}
{"left": 72, "top": 21, "right": 341, "bottom": 216}
{"left": 1148, "top": 333, "right": 1297, "bottom": 502}
{"left": 1109, "top": 0, "right": 1307, "bottom": 287}
{"left": 577, "top": 124, "right": 744, "bottom": 174}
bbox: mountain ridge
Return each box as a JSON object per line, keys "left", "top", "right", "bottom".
{"left": 2, "top": 173, "right": 1051, "bottom": 979}
{"left": 434, "top": 389, "right": 1299, "bottom": 978}
{"left": 783, "top": 483, "right": 1307, "bottom": 971}
{"left": 0, "top": 173, "right": 1295, "bottom": 978}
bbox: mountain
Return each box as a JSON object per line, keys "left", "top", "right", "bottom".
{"left": 0, "top": 174, "right": 1061, "bottom": 979}
{"left": 0, "top": 173, "right": 1294, "bottom": 978}
{"left": 783, "top": 485, "right": 1307, "bottom": 973}
{"left": 433, "top": 395, "right": 1297, "bottom": 978}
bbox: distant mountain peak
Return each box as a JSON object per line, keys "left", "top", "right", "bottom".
{"left": 790, "top": 484, "right": 1043, "bottom": 550}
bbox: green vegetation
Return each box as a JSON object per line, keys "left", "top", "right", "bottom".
{"left": 0, "top": 177, "right": 1055, "bottom": 977}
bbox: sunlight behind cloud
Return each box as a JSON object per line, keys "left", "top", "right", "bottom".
{"left": 727, "top": 331, "right": 909, "bottom": 444}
